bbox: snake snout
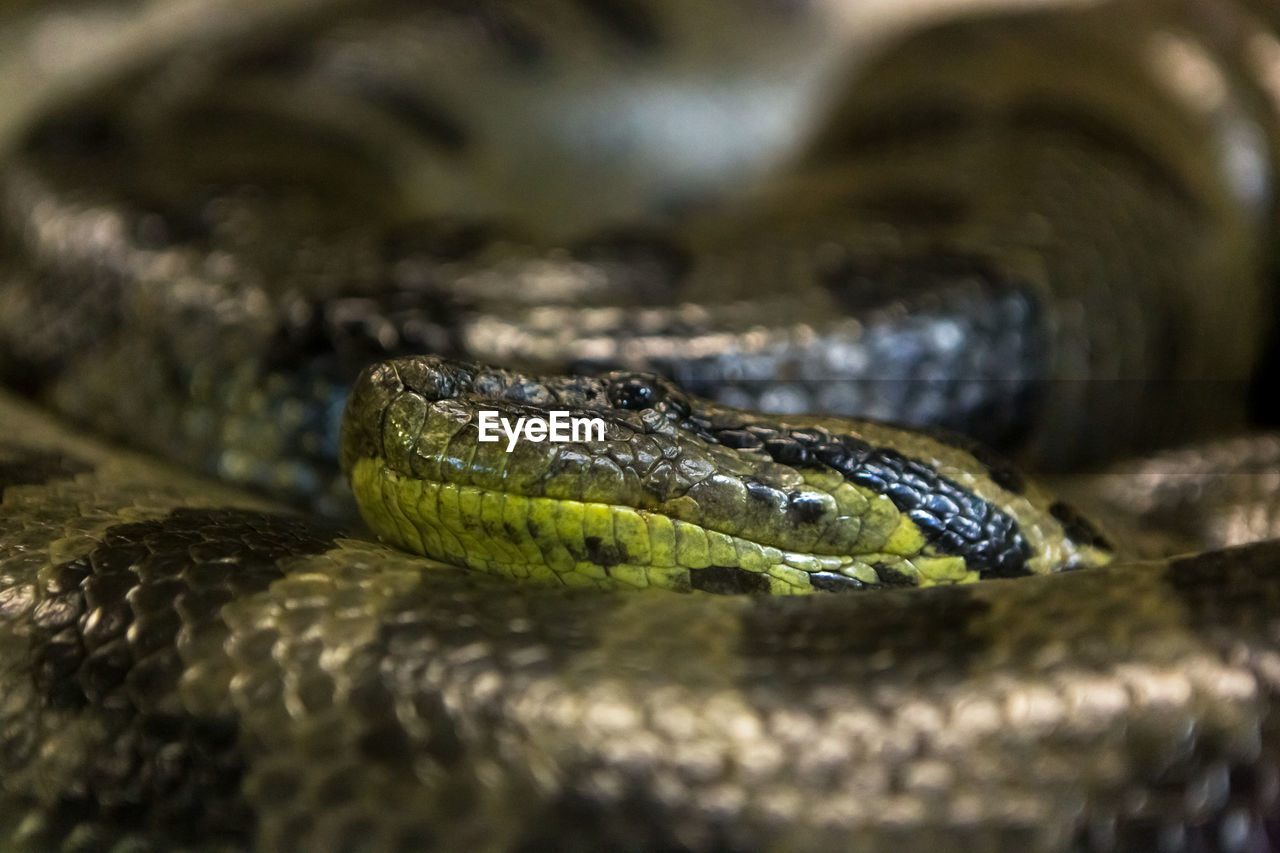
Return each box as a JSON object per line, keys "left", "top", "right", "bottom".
{"left": 340, "top": 356, "right": 483, "bottom": 473}
{"left": 339, "top": 361, "right": 408, "bottom": 477}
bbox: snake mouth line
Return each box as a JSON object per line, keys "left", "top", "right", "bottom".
{"left": 340, "top": 355, "right": 1115, "bottom": 594}
{"left": 348, "top": 457, "right": 972, "bottom": 593}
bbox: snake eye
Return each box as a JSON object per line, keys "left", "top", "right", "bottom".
{"left": 609, "top": 376, "right": 660, "bottom": 410}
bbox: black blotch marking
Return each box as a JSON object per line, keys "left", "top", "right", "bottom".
{"left": 821, "top": 250, "right": 1010, "bottom": 313}
{"left": 344, "top": 78, "right": 468, "bottom": 153}
{"left": 1107, "top": 819, "right": 1236, "bottom": 853}
{"left": 129, "top": 196, "right": 213, "bottom": 249}
{"left": 570, "top": 229, "right": 691, "bottom": 299}
{"left": 786, "top": 492, "right": 826, "bottom": 525}
{"left": 1048, "top": 501, "right": 1112, "bottom": 552}
{"left": 1165, "top": 543, "right": 1280, "bottom": 636}
{"left": 760, "top": 433, "right": 1032, "bottom": 579}
{"left": 1249, "top": 316, "right": 1280, "bottom": 428}
{"left": 573, "top": 0, "right": 661, "bottom": 49}
{"left": 361, "top": 680, "right": 461, "bottom": 773}
{"left": 914, "top": 424, "right": 1027, "bottom": 496}
{"left": 1009, "top": 100, "right": 1202, "bottom": 216}
{"left": 738, "top": 578, "right": 993, "bottom": 667}
{"left": 266, "top": 287, "right": 465, "bottom": 374}
{"left": 25, "top": 107, "right": 129, "bottom": 157}
{"left": 231, "top": 38, "right": 314, "bottom": 76}
{"left": 576, "top": 225, "right": 691, "bottom": 268}
{"left": 167, "top": 100, "right": 390, "bottom": 176}
{"left": 690, "top": 565, "right": 772, "bottom": 595}
{"left": 383, "top": 219, "right": 499, "bottom": 264}
{"left": 966, "top": 445, "right": 1026, "bottom": 496}
{"left": 809, "top": 99, "right": 978, "bottom": 161}
{"left": 665, "top": 571, "right": 694, "bottom": 594}
{"left": 477, "top": 7, "right": 547, "bottom": 67}
{"left": 21, "top": 508, "right": 344, "bottom": 848}
{"left": 518, "top": 787, "right": 688, "bottom": 853}
{"left": 872, "top": 562, "right": 919, "bottom": 587}
{"left": 0, "top": 444, "right": 94, "bottom": 501}
{"left": 850, "top": 190, "right": 970, "bottom": 227}
{"left": 583, "top": 536, "right": 624, "bottom": 567}
{"left": 809, "top": 572, "right": 866, "bottom": 592}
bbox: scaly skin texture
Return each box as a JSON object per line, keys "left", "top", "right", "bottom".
{"left": 3, "top": 390, "right": 1280, "bottom": 852}
{"left": 0, "top": 0, "right": 1276, "bottom": 516}
{"left": 341, "top": 356, "right": 1114, "bottom": 593}
{"left": 1, "top": 1, "right": 1280, "bottom": 851}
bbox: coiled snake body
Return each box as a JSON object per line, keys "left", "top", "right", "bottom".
{"left": 3, "top": 1, "right": 1280, "bottom": 850}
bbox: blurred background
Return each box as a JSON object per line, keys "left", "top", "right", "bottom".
{"left": 0, "top": 0, "right": 1278, "bottom": 521}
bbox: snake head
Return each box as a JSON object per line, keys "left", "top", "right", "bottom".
{"left": 342, "top": 355, "right": 1115, "bottom": 593}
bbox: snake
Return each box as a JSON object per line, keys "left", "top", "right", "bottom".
{"left": 4, "top": 0, "right": 1280, "bottom": 850}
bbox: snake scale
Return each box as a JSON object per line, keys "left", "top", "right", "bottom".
{"left": 4, "top": 0, "right": 1280, "bottom": 850}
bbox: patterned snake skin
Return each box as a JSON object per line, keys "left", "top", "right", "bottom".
{"left": 4, "top": 1, "right": 1280, "bottom": 850}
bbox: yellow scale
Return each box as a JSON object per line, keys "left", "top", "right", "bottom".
{"left": 352, "top": 458, "right": 975, "bottom": 594}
